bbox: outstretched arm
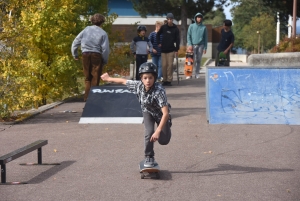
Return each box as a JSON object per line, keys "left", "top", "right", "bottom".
{"left": 101, "top": 73, "right": 127, "bottom": 85}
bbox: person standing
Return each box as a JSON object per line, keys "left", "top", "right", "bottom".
{"left": 148, "top": 21, "right": 164, "bottom": 82}
{"left": 130, "top": 25, "right": 153, "bottom": 80}
{"left": 71, "top": 13, "right": 109, "bottom": 102}
{"left": 156, "top": 13, "right": 180, "bottom": 86}
{"left": 187, "top": 12, "right": 207, "bottom": 79}
{"left": 215, "top": 19, "right": 234, "bottom": 66}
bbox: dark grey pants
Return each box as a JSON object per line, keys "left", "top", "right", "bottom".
{"left": 143, "top": 112, "right": 172, "bottom": 156}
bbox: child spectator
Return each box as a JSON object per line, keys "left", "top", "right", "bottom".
{"left": 130, "top": 26, "right": 153, "bottom": 80}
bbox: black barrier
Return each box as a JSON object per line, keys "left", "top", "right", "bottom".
{"left": 0, "top": 140, "right": 60, "bottom": 185}
{"left": 79, "top": 85, "right": 143, "bottom": 124}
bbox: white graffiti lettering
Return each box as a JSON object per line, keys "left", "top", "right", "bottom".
{"left": 92, "top": 89, "right": 132, "bottom": 94}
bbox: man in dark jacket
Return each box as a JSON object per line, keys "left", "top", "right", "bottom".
{"left": 156, "top": 13, "right": 180, "bottom": 86}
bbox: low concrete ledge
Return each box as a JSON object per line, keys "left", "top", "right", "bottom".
{"left": 230, "top": 54, "right": 248, "bottom": 63}
{"left": 248, "top": 52, "right": 300, "bottom": 66}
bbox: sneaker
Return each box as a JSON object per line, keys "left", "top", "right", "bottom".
{"left": 162, "top": 82, "right": 167, "bottom": 86}
{"left": 186, "top": 76, "right": 192, "bottom": 79}
{"left": 166, "top": 81, "right": 172, "bottom": 86}
{"left": 195, "top": 75, "right": 200, "bottom": 79}
{"left": 144, "top": 156, "right": 155, "bottom": 167}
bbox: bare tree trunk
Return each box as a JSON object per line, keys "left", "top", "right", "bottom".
{"left": 180, "top": 4, "right": 187, "bottom": 46}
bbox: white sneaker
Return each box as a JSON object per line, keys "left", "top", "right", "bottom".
{"left": 186, "top": 76, "right": 192, "bottom": 79}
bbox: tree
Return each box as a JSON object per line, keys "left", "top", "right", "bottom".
{"left": 240, "top": 13, "right": 276, "bottom": 53}
{"left": 230, "top": 0, "right": 273, "bottom": 48}
{"left": 261, "top": 0, "right": 300, "bottom": 17}
{"left": 203, "top": 9, "right": 226, "bottom": 27}
{"left": 130, "top": 0, "right": 227, "bottom": 46}
{"left": 230, "top": 0, "right": 300, "bottom": 48}
{"left": 0, "top": 0, "right": 111, "bottom": 118}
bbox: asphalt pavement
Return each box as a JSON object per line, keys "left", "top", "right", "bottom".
{"left": 0, "top": 61, "right": 300, "bottom": 201}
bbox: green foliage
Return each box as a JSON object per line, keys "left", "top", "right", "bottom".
{"left": 0, "top": 0, "right": 114, "bottom": 119}
{"left": 270, "top": 37, "right": 300, "bottom": 53}
{"left": 240, "top": 13, "right": 276, "bottom": 53}
{"left": 203, "top": 9, "right": 226, "bottom": 27}
{"left": 104, "top": 44, "right": 131, "bottom": 76}
{"left": 261, "top": 0, "right": 300, "bottom": 17}
{"left": 230, "top": 0, "right": 273, "bottom": 48}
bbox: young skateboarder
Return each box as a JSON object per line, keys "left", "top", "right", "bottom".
{"left": 100, "top": 62, "right": 172, "bottom": 168}
{"left": 215, "top": 19, "right": 234, "bottom": 66}
{"left": 130, "top": 25, "right": 153, "bottom": 80}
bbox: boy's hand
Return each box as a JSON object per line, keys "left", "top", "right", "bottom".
{"left": 101, "top": 73, "right": 110, "bottom": 82}
{"left": 186, "top": 46, "right": 193, "bottom": 52}
{"left": 150, "top": 131, "right": 160, "bottom": 142}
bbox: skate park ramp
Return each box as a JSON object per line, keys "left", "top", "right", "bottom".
{"left": 79, "top": 85, "right": 143, "bottom": 124}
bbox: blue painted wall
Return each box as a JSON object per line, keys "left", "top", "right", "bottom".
{"left": 108, "top": 0, "right": 139, "bottom": 16}
{"left": 206, "top": 67, "right": 300, "bottom": 125}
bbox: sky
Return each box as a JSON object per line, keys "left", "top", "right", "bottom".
{"left": 223, "top": 4, "right": 300, "bottom": 27}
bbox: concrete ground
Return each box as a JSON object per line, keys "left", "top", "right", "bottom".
{"left": 0, "top": 61, "right": 300, "bottom": 201}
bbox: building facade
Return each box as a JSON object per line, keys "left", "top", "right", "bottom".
{"left": 108, "top": 0, "right": 222, "bottom": 58}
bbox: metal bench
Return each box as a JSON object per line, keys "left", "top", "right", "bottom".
{"left": 0, "top": 140, "right": 59, "bottom": 185}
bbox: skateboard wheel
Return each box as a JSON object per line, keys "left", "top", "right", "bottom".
{"left": 141, "top": 174, "right": 145, "bottom": 179}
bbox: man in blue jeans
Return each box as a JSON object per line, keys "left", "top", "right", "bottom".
{"left": 187, "top": 12, "right": 207, "bottom": 79}
{"left": 149, "top": 21, "right": 164, "bottom": 82}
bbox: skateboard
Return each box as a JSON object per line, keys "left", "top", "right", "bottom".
{"left": 218, "top": 51, "right": 227, "bottom": 66}
{"left": 139, "top": 160, "right": 160, "bottom": 179}
{"left": 184, "top": 52, "right": 193, "bottom": 77}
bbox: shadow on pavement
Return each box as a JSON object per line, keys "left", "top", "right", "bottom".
{"left": 26, "top": 160, "right": 76, "bottom": 184}
{"left": 170, "top": 164, "right": 294, "bottom": 176}
{"left": 171, "top": 107, "right": 206, "bottom": 118}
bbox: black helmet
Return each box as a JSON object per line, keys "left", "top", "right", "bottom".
{"left": 139, "top": 62, "right": 158, "bottom": 78}
{"left": 137, "top": 25, "right": 147, "bottom": 32}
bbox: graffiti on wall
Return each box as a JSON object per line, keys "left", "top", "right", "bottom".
{"left": 207, "top": 68, "right": 300, "bottom": 125}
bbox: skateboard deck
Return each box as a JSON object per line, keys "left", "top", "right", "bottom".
{"left": 184, "top": 52, "right": 193, "bottom": 76}
{"left": 139, "top": 160, "right": 160, "bottom": 179}
{"left": 218, "top": 51, "right": 227, "bottom": 66}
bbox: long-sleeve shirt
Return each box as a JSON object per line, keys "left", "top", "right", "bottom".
{"left": 187, "top": 13, "right": 208, "bottom": 49}
{"left": 71, "top": 25, "right": 109, "bottom": 65}
{"left": 156, "top": 23, "right": 180, "bottom": 53}
{"left": 148, "top": 31, "right": 162, "bottom": 57}
{"left": 130, "top": 35, "right": 153, "bottom": 55}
